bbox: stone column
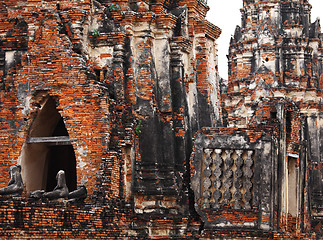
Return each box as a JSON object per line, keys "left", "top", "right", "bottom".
{"left": 170, "top": 42, "right": 190, "bottom": 208}
{"left": 113, "top": 44, "right": 125, "bottom": 101}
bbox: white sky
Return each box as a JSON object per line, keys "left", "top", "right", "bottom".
{"left": 207, "top": 0, "right": 323, "bottom": 78}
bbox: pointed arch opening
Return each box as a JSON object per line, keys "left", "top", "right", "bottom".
{"left": 20, "top": 96, "right": 77, "bottom": 192}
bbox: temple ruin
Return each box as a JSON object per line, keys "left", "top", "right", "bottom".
{"left": 0, "top": 0, "right": 321, "bottom": 238}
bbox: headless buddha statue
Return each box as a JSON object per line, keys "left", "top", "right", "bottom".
{"left": 43, "top": 170, "right": 69, "bottom": 200}
{"left": 0, "top": 165, "right": 24, "bottom": 196}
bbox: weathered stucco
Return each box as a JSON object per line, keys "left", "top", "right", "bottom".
{"left": 0, "top": 0, "right": 321, "bottom": 239}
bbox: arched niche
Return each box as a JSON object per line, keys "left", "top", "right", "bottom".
{"left": 20, "top": 96, "right": 77, "bottom": 192}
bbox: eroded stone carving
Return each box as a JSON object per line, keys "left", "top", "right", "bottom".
{"left": 68, "top": 185, "right": 87, "bottom": 201}
{"left": 28, "top": 190, "right": 45, "bottom": 200}
{"left": 29, "top": 178, "right": 87, "bottom": 202}
{"left": 0, "top": 165, "right": 24, "bottom": 196}
{"left": 43, "top": 170, "right": 69, "bottom": 200}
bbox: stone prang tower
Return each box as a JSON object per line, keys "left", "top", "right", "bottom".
{"left": 216, "top": 0, "right": 322, "bottom": 236}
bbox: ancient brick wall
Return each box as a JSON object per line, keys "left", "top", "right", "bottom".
{"left": 0, "top": 4, "right": 111, "bottom": 196}
{"left": 0, "top": 0, "right": 321, "bottom": 239}
{"left": 0, "top": 0, "right": 230, "bottom": 239}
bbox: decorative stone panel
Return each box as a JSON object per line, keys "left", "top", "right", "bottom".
{"left": 191, "top": 128, "right": 277, "bottom": 230}
{"left": 201, "top": 149, "right": 255, "bottom": 210}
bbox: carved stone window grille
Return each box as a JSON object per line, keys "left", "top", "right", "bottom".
{"left": 201, "top": 149, "right": 255, "bottom": 210}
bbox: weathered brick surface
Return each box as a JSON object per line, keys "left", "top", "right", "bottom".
{"left": 0, "top": 0, "right": 321, "bottom": 239}
{"left": 0, "top": 0, "right": 225, "bottom": 239}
